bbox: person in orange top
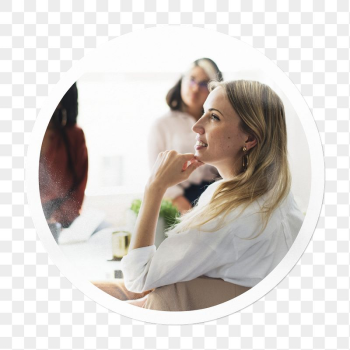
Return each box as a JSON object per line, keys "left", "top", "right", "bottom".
{"left": 39, "top": 83, "right": 88, "bottom": 229}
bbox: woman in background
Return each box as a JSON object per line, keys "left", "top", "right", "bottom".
{"left": 148, "top": 58, "right": 223, "bottom": 213}
{"left": 39, "top": 83, "right": 88, "bottom": 230}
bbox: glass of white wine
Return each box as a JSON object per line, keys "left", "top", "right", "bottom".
{"left": 111, "top": 230, "right": 131, "bottom": 260}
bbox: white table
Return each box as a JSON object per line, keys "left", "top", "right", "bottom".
{"left": 59, "top": 228, "right": 123, "bottom": 281}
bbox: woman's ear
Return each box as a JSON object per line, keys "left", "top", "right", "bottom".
{"left": 245, "top": 134, "right": 257, "bottom": 151}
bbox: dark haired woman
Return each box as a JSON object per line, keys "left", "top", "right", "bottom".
{"left": 147, "top": 58, "right": 223, "bottom": 213}
{"left": 39, "top": 83, "right": 88, "bottom": 229}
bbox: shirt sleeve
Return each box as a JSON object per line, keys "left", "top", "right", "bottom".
{"left": 120, "top": 225, "right": 231, "bottom": 293}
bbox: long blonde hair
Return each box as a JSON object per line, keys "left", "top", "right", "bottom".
{"left": 167, "top": 80, "right": 291, "bottom": 237}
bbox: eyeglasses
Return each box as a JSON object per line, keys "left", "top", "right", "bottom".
{"left": 183, "top": 76, "right": 209, "bottom": 91}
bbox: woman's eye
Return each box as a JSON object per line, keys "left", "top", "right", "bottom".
{"left": 210, "top": 114, "right": 220, "bottom": 121}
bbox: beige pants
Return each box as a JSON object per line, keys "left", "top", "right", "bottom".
{"left": 92, "top": 279, "right": 153, "bottom": 307}
{"left": 93, "top": 277, "right": 251, "bottom": 311}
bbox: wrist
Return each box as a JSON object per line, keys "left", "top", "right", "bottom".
{"left": 145, "top": 181, "right": 167, "bottom": 195}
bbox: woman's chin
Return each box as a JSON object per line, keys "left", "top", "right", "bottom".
{"left": 194, "top": 152, "right": 208, "bottom": 164}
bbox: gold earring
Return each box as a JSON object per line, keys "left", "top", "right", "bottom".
{"left": 242, "top": 146, "right": 248, "bottom": 171}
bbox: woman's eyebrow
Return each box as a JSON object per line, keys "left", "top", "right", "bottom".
{"left": 207, "top": 107, "right": 225, "bottom": 117}
{"left": 190, "top": 76, "right": 209, "bottom": 83}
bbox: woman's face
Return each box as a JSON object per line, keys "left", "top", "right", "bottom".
{"left": 192, "top": 87, "right": 252, "bottom": 178}
{"left": 180, "top": 66, "right": 210, "bottom": 110}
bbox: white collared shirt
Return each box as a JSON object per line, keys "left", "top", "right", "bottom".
{"left": 121, "top": 180, "right": 304, "bottom": 293}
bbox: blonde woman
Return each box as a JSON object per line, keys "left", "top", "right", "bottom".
{"left": 95, "top": 80, "right": 304, "bottom": 310}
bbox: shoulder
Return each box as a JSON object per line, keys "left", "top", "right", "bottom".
{"left": 229, "top": 191, "right": 303, "bottom": 240}
{"left": 212, "top": 190, "right": 275, "bottom": 239}
{"left": 66, "top": 124, "right": 84, "bottom": 134}
{"left": 278, "top": 191, "right": 304, "bottom": 234}
{"left": 280, "top": 192, "right": 302, "bottom": 213}
{"left": 65, "top": 125, "right": 86, "bottom": 143}
{"left": 151, "top": 110, "right": 195, "bottom": 128}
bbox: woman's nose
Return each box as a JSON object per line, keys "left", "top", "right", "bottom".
{"left": 190, "top": 81, "right": 200, "bottom": 93}
{"left": 192, "top": 120, "right": 204, "bottom": 134}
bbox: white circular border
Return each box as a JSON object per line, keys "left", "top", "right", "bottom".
{"left": 26, "top": 27, "right": 324, "bottom": 325}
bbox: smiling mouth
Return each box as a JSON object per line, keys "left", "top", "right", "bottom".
{"left": 195, "top": 141, "right": 208, "bottom": 147}
{"left": 195, "top": 140, "right": 208, "bottom": 152}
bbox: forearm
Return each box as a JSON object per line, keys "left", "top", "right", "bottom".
{"left": 128, "top": 150, "right": 202, "bottom": 251}
{"left": 129, "top": 184, "right": 166, "bottom": 251}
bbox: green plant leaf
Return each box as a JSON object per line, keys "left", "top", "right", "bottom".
{"left": 130, "top": 199, "right": 180, "bottom": 229}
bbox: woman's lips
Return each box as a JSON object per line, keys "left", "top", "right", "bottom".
{"left": 194, "top": 141, "right": 208, "bottom": 151}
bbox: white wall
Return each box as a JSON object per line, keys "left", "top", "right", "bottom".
{"left": 77, "top": 70, "right": 310, "bottom": 214}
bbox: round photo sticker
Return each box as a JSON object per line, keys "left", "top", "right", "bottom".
{"left": 26, "top": 26, "right": 324, "bottom": 324}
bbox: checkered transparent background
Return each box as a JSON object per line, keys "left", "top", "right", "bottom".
{"left": 1, "top": 1, "right": 349, "bottom": 349}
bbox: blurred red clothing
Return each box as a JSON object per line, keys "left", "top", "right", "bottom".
{"left": 39, "top": 125, "right": 88, "bottom": 227}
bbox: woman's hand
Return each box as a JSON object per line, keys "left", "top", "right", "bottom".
{"left": 147, "top": 150, "right": 204, "bottom": 191}
{"left": 129, "top": 151, "right": 203, "bottom": 251}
